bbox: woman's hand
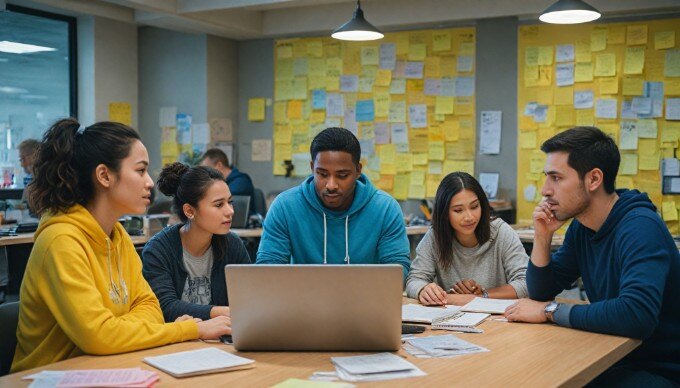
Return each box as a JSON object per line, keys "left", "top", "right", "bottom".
{"left": 450, "top": 279, "right": 483, "bottom": 295}
{"left": 418, "top": 283, "right": 448, "bottom": 306}
{"left": 197, "top": 316, "right": 232, "bottom": 340}
{"left": 175, "top": 314, "right": 201, "bottom": 323}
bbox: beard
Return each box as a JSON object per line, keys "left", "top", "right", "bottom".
{"left": 553, "top": 182, "right": 590, "bottom": 221}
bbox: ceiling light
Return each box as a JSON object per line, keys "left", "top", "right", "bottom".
{"left": 539, "top": 0, "right": 601, "bottom": 24}
{"left": 332, "top": 0, "right": 384, "bottom": 41}
{"left": 0, "top": 40, "right": 57, "bottom": 54}
{"left": 0, "top": 86, "right": 28, "bottom": 94}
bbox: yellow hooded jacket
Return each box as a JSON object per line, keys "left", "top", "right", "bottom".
{"left": 11, "top": 204, "right": 199, "bottom": 372}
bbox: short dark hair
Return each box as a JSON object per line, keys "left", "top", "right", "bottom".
{"left": 202, "top": 148, "right": 229, "bottom": 167}
{"left": 310, "top": 127, "right": 361, "bottom": 164}
{"left": 18, "top": 139, "right": 40, "bottom": 156}
{"left": 540, "top": 126, "right": 620, "bottom": 194}
{"left": 30, "top": 118, "right": 140, "bottom": 215}
{"left": 157, "top": 162, "right": 228, "bottom": 258}
{"left": 432, "top": 172, "right": 492, "bottom": 269}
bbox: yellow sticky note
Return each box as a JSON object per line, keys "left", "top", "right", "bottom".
{"left": 277, "top": 43, "right": 293, "bottom": 59}
{"left": 408, "top": 184, "right": 426, "bottom": 199}
{"left": 435, "top": 96, "right": 454, "bottom": 115}
{"left": 375, "top": 69, "right": 392, "bottom": 87}
{"left": 287, "top": 100, "right": 302, "bottom": 120}
{"left": 529, "top": 151, "right": 546, "bottom": 174}
{"left": 576, "top": 109, "right": 594, "bottom": 126}
{"left": 306, "top": 40, "right": 323, "bottom": 57}
{"left": 428, "top": 141, "right": 445, "bottom": 161}
{"left": 666, "top": 79, "right": 680, "bottom": 95}
{"left": 108, "top": 102, "right": 131, "bottom": 126}
{"left": 274, "top": 126, "right": 292, "bottom": 144}
{"left": 627, "top": 25, "right": 648, "bottom": 45}
{"left": 639, "top": 153, "right": 659, "bottom": 170}
{"left": 379, "top": 144, "right": 397, "bottom": 164}
{"left": 599, "top": 78, "right": 619, "bottom": 95}
{"left": 538, "top": 46, "right": 554, "bottom": 66}
{"left": 248, "top": 98, "right": 266, "bottom": 122}
{"left": 442, "top": 121, "right": 460, "bottom": 141}
{"left": 662, "top": 201, "right": 679, "bottom": 221}
{"left": 454, "top": 98, "right": 474, "bottom": 116}
{"left": 624, "top": 47, "right": 645, "bottom": 75}
{"left": 411, "top": 170, "right": 426, "bottom": 185}
{"left": 666, "top": 50, "right": 680, "bottom": 77}
{"left": 655, "top": 31, "right": 675, "bottom": 50}
{"left": 620, "top": 154, "right": 638, "bottom": 175}
{"left": 555, "top": 106, "right": 575, "bottom": 127}
{"left": 424, "top": 57, "right": 440, "bottom": 78}
{"left": 575, "top": 62, "right": 594, "bottom": 82}
{"left": 459, "top": 42, "right": 475, "bottom": 56}
{"left": 554, "top": 86, "right": 574, "bottom": 106}
{"left": 426, "top": 174, "right": 442, "bottom": 198}
{"left": 374, "top": 92, "right": 390, "bottom": 118}
{"left": 376, "top": 175, "right": 394, "bottom": 191}
{"left": 413, "top": 153, "right": 428, "bottom": 165}
{"left": 525, "top": 47, "right": 539, "bottom": 66}
{"left": 663, "top": 122, "right": 680, "bottom": 142}
{"left": 408, "top": 44, "right": 427, "bottom": 61}
{"left": 594, "top": 53, "right": 616, "bottom": 77}
{"left": 433, "top": 31, "right": 452, "bottom": 52}
{"left": 393, "top": 174, "right": 409, "bottom": 200}
{"left": 524, "top": 65, "right": 539, "bottom": 83}
{"left": 160, "top": 142, "right": 178, "bottom": 157}
{"left": 591, "top": 28, "right": 608, "bottom": 52}
{"left": 381, "top": 164, "right": 397, "bottom": 176}
{"left": 617, "top": 176, "right": 634, "bottom": 189}
{"left": 361, "top": 46, "right": 379, "bottom": 65}
{"left": 608, "top": 26, "right": 626, "bottom": 44}
{"left": 396, "top": 153, "right": 414, "bottom": 172}
{"left": 428, "top": 125, "right": 444, "bottom": 141}
{"left": 521, "top": 131, "right": 537, "bottom": 149}
{"left": 622, "top": 76, "right": 644, "bottom": 96}
{"left": 575, "top": 39, "right": 591, "bottom": 63}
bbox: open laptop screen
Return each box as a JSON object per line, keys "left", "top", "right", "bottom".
{"left": 230, "top": 195, "right": 250, "bottom": 228}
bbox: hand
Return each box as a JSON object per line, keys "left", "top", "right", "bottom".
{"left": 504, "top": 299, "right": 550, "bottom": 323}
{"left": 533, "top": 199, "right": 567, "bottom": 240}
{"left": 175, "top": 314, "right": 202, "bottom": 323}
{"left": 197, "top": 316, "right": 232, "bottom": 340}
{"left": 450, "top": 279, "right": 483, "bottom": 295}
{"left": 418, "top": 283, "right": 448, "bottom": 306}
{"left": 210, "top": 306, "right": 231, "bottom": 318}
{"left": 445, "top": 294, "right": 476, "bottom": 306}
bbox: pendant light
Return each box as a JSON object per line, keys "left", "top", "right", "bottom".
{"left": 539, "top": 0, "right": 601, "bottom": 24}
{"left": 331, "top": 0, "right": 384, "bottom": 41}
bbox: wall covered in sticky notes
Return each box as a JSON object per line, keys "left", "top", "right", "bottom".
{"left": 517, "top": 19, "right": 680, "bottom": 232}
{"left": 273, "top": 27, "right": 476, "bottom": 200}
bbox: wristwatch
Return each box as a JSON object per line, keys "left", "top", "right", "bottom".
{"left": 544, "top": 301, "right": 558, "bottom": 322}
{"left": 481, "top": 288, "right": 489, "bottom": 298}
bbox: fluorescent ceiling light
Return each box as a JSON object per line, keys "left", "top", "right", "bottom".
{"left": 539, "top": 0, "right": 601, "bottom": 24}
{"left": 332, "top": 0, "right": 384, "bottom": 41}
{"left": 0, "top": 40, "right": 57, "bottom": 54}
{"left": 20, "top": 94, "right": 48, "bottom": 100}
{"left": 0, "top": 86, "right": 28, "bottom": 94}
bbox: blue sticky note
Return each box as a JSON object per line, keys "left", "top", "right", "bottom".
{"left": 312, "top": 89, "right": 326, "bottom": 110}
{"left": 356, "top": 100, "right": 375, "bottom": 122}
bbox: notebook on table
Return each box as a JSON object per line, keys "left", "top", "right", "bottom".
{"left": 461, "top": 297, "right": 518, "bottom": 314}
{"left": 143, "top": 348, "right": 254, "bottom": 378}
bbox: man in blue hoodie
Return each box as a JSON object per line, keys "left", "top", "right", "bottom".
{"left": 201, "top": 148, "right": 256, "bottom": 214}
{"left": 504, "top": 127, "right": 679, "bottom": 385}
{"left": 256, "top": 127, "right": 411, "bottom": 279}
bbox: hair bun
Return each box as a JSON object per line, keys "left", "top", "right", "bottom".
{"left": 157, "top": 162, "right": 189, "bottom": 196}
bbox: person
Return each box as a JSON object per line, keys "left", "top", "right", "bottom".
{"left": 200, "top": 148, "right": 255, "bottom": 214}
{"left": 142, "top": 162, "right": 251, "bottom": 323}
{"left": 12, "top": 118, "right": 231, "bottom": 373}
{"left": 406, "top": 172, "right": 528, "bottom": 306}
{"left": 18, "top": 139, "right": 40, "bottom": 200}
{"left": 504, "top": 127, "right": 679, "bottom": 386}
{"left": 256, "top": 127, "right": 411, "bottom": 279}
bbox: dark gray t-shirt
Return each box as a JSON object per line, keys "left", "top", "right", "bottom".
{"left": 181, "top": 246, "right": 213, "bottom": 305}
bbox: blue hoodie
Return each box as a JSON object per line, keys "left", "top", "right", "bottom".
{"left": 256, "top": 174, "right": 411, "bottom": 279}
{"left": 528, "top": 189, "right": 680, "bottom": 382}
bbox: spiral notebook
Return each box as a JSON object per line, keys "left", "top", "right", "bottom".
{"left": 431, "top": 312, "right": 490, "bottom": 331}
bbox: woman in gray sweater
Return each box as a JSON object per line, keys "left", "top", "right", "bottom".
{"left": 406, "top": 172, "right": 528, "bottom": 306}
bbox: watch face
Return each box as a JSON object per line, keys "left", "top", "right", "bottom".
{"left": 545, "top": 302, "right": 558, "bottom": 313}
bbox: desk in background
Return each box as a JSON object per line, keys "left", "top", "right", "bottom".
{"left": 0, "top": 298, "right": 639, "bottom": 386}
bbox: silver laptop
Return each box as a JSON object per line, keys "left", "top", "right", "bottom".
{"left": 230, "top": 195, "right": 250, "bottom": 228}
{"left": 225, "top": 264, "right": 403, "bottom": 351}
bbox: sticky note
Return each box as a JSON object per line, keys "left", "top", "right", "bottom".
{"left": 594, "top": 53, "right": 616, "bottom": 77}
{"left": 248, "top": 98, "right": 266, "bottom": 122}
{"left": 624, "top": 47, "right": 645, "bottom": 75}
{"left": 574, "top": 62, "right": 593, "bottom": 82}
{"left": 627, "top": 25, "right": 648, "bottom": 45}
{"left": 361, "top": 46, "right": 379, "bottom": 65}
{"left": 662, "top": 201, "right": 679, "bottom": 221}
{"left": 620, "top": 154, "right": 638, "bottom": 175}
{"left": 433, "top": 31, "right": 452, "bottom": 52}
{"left": 591, "top": 28, "right": 608, "bottom": 52}
{"left": 287, "top": 100, "right": 302, "bottom": 120}
{"left": 599, "top": 78, "right": 619, "bottom": 94}
{"left": 655, "top": 31, "right": 675, "bottom": 50}
{"left": 525, "top": 47, "right": 539, "bottom": 66}
{"left": 435, "top": 96, "right": 454, "bottom": 115}
{"left": 408, "top": 43, "right": 427, "bottom": 61}
{"left": 622, "top": 76, "right": 644, "bottom": 96}
{"left": 554, "top": 86, "right": 574, "bottom": 106}
{"left": 521, "top": 131, "right": 537, "bottom": 149}
{"left": 608, "top": 26, "right": 626, "bottom": 45}
{"left": 428, "top": 141, "right": 445, "bottom": 161}
{"left": 538, "top": 46, "right": 554, "bottom": 66}
{"left": 666, "top": 50, "right": 680, "bottom": 77}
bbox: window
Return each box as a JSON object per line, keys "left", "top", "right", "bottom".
{"left": 0, "top": 5, "right": 76, "bottom": 187}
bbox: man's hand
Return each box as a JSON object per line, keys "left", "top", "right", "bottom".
{"left": 418, "top": 283, "right": 448, "bottom": 306}
{"left": 533, "top": 199, "right": 567, "bottom": 241}
{"left": 446, "top": 293, "right": 476, "bottom": 306}
{"left": 450, "top": 279, "right": 483, "bottom": 295}
{"left": 504, "top": 299, "right": 550, "bottom": 323}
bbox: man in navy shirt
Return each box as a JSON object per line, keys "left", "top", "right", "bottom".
{"left": 200, "top": 148, "right": 255, "bottom": 214}
{"left": 505, "top": 127, "right": 679, "bottom": 386}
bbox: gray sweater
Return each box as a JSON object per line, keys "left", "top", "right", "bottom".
{"left": 405, "top": 218, "right": 529, "bottom": 299}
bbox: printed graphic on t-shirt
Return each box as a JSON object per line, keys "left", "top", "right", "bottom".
{"left": 181, "top": 276, "right": 211, "bottom": 305}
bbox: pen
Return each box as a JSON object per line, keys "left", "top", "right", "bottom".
{"left": 433, "top": 326, "right": 483, "bottom": 333}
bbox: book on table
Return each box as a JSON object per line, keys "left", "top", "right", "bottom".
{"left": 143, "top": 347, "right": 255, "bottom": 378}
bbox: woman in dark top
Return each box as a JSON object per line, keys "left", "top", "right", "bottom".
{"left": 142, "top": 163, "right": 251, "bottom": 323}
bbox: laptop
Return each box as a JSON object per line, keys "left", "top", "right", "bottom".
{"left": 225, "top": 264, "right": 403, "bottom": 351}
{"left": 230, "top": 195, "right": 250, "bottom": 228}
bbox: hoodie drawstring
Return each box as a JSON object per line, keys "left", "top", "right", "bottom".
{"left": 106, "top": 238, "right": 129, "bottom": 304}
{"left": 322, "top": 213, "right": 351, "bottom": 264}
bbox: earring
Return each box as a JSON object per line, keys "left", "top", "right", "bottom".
{"left": 188, "top": 215, "right": 194, "bottom": 220}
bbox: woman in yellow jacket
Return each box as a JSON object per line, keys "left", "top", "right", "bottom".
{"left": 12, "top": 118, "right": 231, "bottom": 372}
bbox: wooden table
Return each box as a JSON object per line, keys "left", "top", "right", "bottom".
{"left": 1, "top": 299, "right": 639, "bottom": 387}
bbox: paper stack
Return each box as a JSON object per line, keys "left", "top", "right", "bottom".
{"left": 404, "top": 334, "right": 489, "bottom": 358}
{"left": 23, "top": 368, "right": 159, "bottom": 387}
{"left": 143, "top": 347, "right": 255, "bottom": 377}
{"left": 330, "top": 353, "right": 426, "bottom": 382}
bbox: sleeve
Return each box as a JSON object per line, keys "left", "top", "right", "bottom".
{"left": 230, "top": 234, "right": 252, "bottom": 264}
{"left": 39, "top": 235, "right": 198, "bottom": 356}
{"left": 377, "top": 198, "right": 411, "bottom": 282}
{"left": 141, "top": 240, "right": 212, "bottom": 322}
{"left": 527, "top": 224, "right": 581, "bottom": 301}
{"left": 405, "top": 230, "right": 438, "bottom": 299}
{"left": 228, "top": 175, "right": 254, "bottom": 197}
{"left": 556, "top": 216, "right": 671, "bottom": 340}
{"left": 498, "top": 224, "right": 529, "bottom": 298}
{"left": 256, "top": 199, "right": 292, "bottom": 264}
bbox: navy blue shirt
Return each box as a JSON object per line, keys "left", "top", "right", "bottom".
{"left": 528, "top": 189, "right": 680, "bottom": 382}
{"left": 226, "top": 167, "right": 255, "bottom": 215}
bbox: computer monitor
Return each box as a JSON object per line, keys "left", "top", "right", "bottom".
{"left": 225, "top": 264, "right": 403, "bottom": 351}
{"left": 230, "top": 195, "right": 250, "bottom": 229}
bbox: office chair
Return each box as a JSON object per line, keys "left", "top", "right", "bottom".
{"left": 0, "top": 301, "right": 19, "bottom": 376}
{"left": 253, "top": 188, "right": 267, "bottom": 219}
